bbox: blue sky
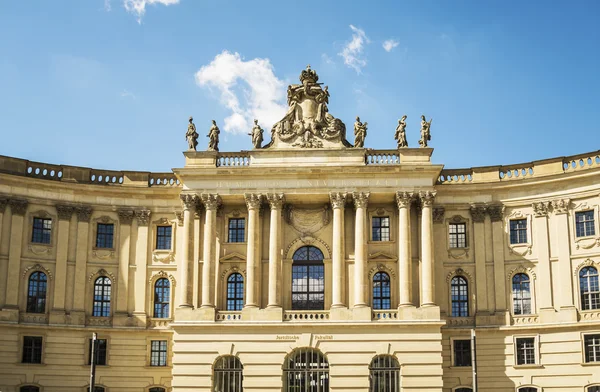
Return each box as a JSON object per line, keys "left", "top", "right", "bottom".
{"left": 0, "top": 1, "right": 598, "bottom": 172}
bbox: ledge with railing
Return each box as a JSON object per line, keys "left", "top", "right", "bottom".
{"left": 283, "top": 310, "right": 330, "bottom": 322}
{"left": 216, "top": 311, "right": 243, "bottom": 321}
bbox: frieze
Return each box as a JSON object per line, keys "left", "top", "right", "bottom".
{"left": 212, "top": 178, "right": 407, "bottom": 191}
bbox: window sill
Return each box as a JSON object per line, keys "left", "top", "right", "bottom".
{"left": 448, "top": 366, "right": 472, "bottom": 370}
{"left": 145, "top": 365, "right": 172, "bottom": 369}
{"left": 581, "top": 361, "right": 600, "bottom": 366}
{"left": 368, "top": 240, "right": 395, "bottom": 244}
{"left": 224, "top": 242, "right": 247, "bottom": 245}
{"left": 514, "top": 364, "right": 542, "bottom": 369}
{"left": 18, "top": 362, "right": 45, "bottom": 366}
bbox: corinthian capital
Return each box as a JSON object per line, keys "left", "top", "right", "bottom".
{"left": 201, "top": 193, "right": 221, "bottom": 210}
{"left": 117, "top": 209, "right": 135, "bottom": 225}
{"left": 551, "top": 199, "right": 570, "bottom": 214}
{"left": 487, "top": 204, "right": 504, "bottom": 222}
{"left": 0, "top": 197, "right": 8, "bottom": 213}
{"left": 266, "top": 193, "right": 285, "bottom": 210}
{"left": 76, "top": 206, "right": 93, "bottom": 222}
{"left": 395, "top": 191, "right": 414, "bottom": 209}
{"left": 180, "top": 194, "right": 199, "bottom": 211}
{"left": 329, "top": 192, "right": 347, "bottom": 209}
{"left": 433, "top": 207, "right": 445, "bottom": 224}
{"left": 352, "top": 192, "right": 370, "bottom": 209}
{"left": 532, "top": 201, "right": 550, "bottom": 217}
{"left": 244, "top": 193, "right": 263, "bottom": 210}
{"left": 56, "top": 204, "right": 74, "bottom": 221}
{"left": 469, "top": 205, "right": 486, "bottom": 223}
{"left": 135, "top": 209, "right": 151, "bottom": 226}
{"left": 9, "top": 199, "right": 28, "bottom": 216}
{"left": 418, "top": 191, "right": 436, "bottom": 207}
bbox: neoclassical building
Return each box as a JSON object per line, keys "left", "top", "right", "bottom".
{"left": 0, "top": 67, "right": 599, "bottom": 392}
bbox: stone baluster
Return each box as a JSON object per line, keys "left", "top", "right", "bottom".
{"left": 244, "top": 193, "right": 262, "bottom": 308}
{"left": 179, "top": 194, "right": 197, "bottom": 308}
{"left": 330, "top": 192, "right": 347, "bottom": 309}
{"left": 116, "top": 209, "right": 134, "bottom": 315}
{"left": 266, "top": 193, "right": 285, "bottom": 308}
{"left": 352, "top": 192, "right": 369, "bottom": 308}
{"left": 419, "top": 191, "right": 436, "bottom": 306}
{"left": 396, "top": 191, "right": 413, "bottom": 307}
{"left": 201, "top": 194, "right": 220, "bottom": 308}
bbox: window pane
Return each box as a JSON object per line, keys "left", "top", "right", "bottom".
{"left": 453, "top": 339, "right": 472, "bottom": 367}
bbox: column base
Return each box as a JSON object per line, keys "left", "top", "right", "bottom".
{"left": 49, "top": 310, "right": 67, "bottom": 325}
{"left": 68, "top": 310, "right": 86, "bottom": 326}
{"left": 0, "top": 307, "right": 19, "bottom": 322}
{"left": 113, "top": 313, "right": 140, "bottom": 327}
{"left": 352, "top": 306, "right": 372, "bottom": 321}
{"left": 330, "top": 307, "right": 351, "bottom": 321}
{"left": 398, "top": 304, "right": 416, "bottom": 320}
{"left": 241, "top": 306, "right": 261, "bottom": 321}
{"left": 558, "top": 305, "right": 578, "bottom": 323}
{"left": 538, "top": 307, "right": 557, "bottom": 324}
{"left": 132, "top": 312, "right": 148, "bottom": 327}
{"left": 401, "top": 305, "right": 440, "bottom": 320}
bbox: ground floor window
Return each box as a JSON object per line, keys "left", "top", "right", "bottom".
{"left": 213, "top": 355, "right": 243, "bottom": 392}
{"left": 283, "top": 348, "right": 329, "bottom": 392}
{"left": 369, "top": 355, "right": 399, "bottom": 392}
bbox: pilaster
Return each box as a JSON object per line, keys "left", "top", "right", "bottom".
{"left": 551, "top": 198, "right": 577, "bottom": 321}
{"left": 488, "top": 203, "right": 508, "bottom": 321}
{"left": 50, "top": 204, "right": 74, "bottom": 323}
{"left": 419, "top": 191, "right": 436, "bottom": 307}
{"left": 72, "top": 206, "right": 92, "bottom": 323}
{"left": 3, "top": 199, "right": 28, "bottom": 315}
{"left": 470, "top": 204, "right": 489, "bottom": 316}
{"left": 115, "top": 208, "right": 134, "bottom": 317}
{"left": 133, "top": 209, "right": 151, "bottom": 324}
{"left": 0, "top": 197, "right": 9, "bottom": 308}
{"left": 179, "top": 194, "right": 197, "bottom": 308}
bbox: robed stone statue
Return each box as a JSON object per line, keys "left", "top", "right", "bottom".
{"left": 207, "top": 120, "right": 220, "bottom": 152}
{"left": 353, "top": 116, "right": 367, "bottom": 148}
{"left": 186, "top": 116, "right": 198, "bottom": 151}
{"left": 394, "top": 115, "right": 408, "bottom": 148}
{"left": 419, "top": 115, "right": 432, "bottom": 148}
{"left": 248, "top": 119, "right": 264, "bottom": 149}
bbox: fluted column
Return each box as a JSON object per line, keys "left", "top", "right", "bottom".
{"left": 134, "top": 209, "right": 151, "bottom": 315}
{"left": 330, "top": 192, "right": 347, "bottom": 309}
{"left": 179, "top": 194, "right": 197, "bottom": 308}
{"left": 419, "top": 191, "right": 436, "bottom": 306}
{"left": 396, "top": 191, "right": 413, "bottom": 307}
{"left": 73, "top": 206, "right": 92, "bottom": 313}
{"left": 4, "top": 199, "right": 28, "bottom": 308}
{"left": 352, "top": 192, "right": 369, "bottom": 308}
{"left": 53, "top": 204, "right": 74, "bottom": 312}
{"left": 267, "top": 193, "right": 284, "bottom": 308}
{"left": 116, "top": 209, "right": 134, "bottom": 314}
{"left": 244, "top": 193, "right": 262, "bottom": 308}
{"left": 201, "top": 194, "right": 220, "bottom": 308}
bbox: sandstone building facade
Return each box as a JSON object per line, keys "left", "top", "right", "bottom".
{"left": 0, "top": 68, "right": 599, "bottom": 392}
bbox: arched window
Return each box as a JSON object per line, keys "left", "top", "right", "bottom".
{"left": 149, "top": 388, "right": 166, "bottom": 392}
{"left": 455, "top": 388, "right": 472, "bottom": 392}
{"left": 451, "top": 276, "right": 469, "bottom": 317}
{"left": 512, "top": 273, "right": 531, "bottom": 315}
{"left": 369, "top": 355, "right": 399, "bottom": 392}
{"left": 580, "top": 266, "right": 599, "bottom": 310}
{"left": 372, "top": 272, "right": 391, "bottom": 310}
{"left": 517, "top": 388, "right": 538, "bottom": 392}
{"left": 292, "top": 246, "right": 325, "bottom": 310}
{"left": 227, "top": 273, "right": 244, "bottom": 311}
{"left": 93, "top": 277, "right": 112, "bottom": 317}
{"left": 20, "top": 387, "right": 40, "bottom": 392}
{"left": 153, "top": 278, "right": 170, "bottom": 318}
{"left": 213, "top": 355, "right": 243, "bottom": 392}
{"left": 283, "top": 348, "right": 329, "bottom": 392}
{"left": 26, "top": 272, "right": 47, "bottom": 313}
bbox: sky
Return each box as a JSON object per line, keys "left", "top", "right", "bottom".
{"left": 0, "top": 0, "right": 599, "bottom": 172}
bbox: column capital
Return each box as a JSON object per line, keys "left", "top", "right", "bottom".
{"left": 329, "top": 192, "right": 347, "bottom": 209}
{"left": 76, "top": 206, "right": 93, "bottom": 222}
{"left": 395, "top": 191, "right": 414, "bottom": 209}
{"left": 433, "top": 207, "right": 445, "bottom": 224}
{"left": 135, "top": 209, "right": 151, "bottom": 226}
{"left": 551, "top": 198, "right": 570, "bottom": 215}
{"left": 266, "top": 193, "right": 285, "bottom": 210}
{"left": 469, "top": 204, "right": 486, "bottom": 223}
{"left": 418, "top": 190, "right": 436, "bottom": 207}
{"left": 244, "top": 193, "right": 263, "bottom": 211}
{"left": 201, "top": 193, "right": 221, "bottom": 210}
{"left": 180, "top": 193, "right": 199, "bottom": 211}
{"left": 532, "top": 201, "right": 550, "bottom": 217}
{"left": 56, "top": 204, "right": 75, "bottom": 221}
{"left": 487, "top": 203, "right": 505, "bottom": 222}
{"left": 352, "top": 192, "right": 370, "bottom": 209}
{"left": 117, "top": 209, "right": 135, "bottom": 225}
{"left": 0, "top": 197, "right": 8, "bottom": 213}
{"left": 8, "top": 199, "right": 28, "bottom": 216}
{"left": 174, "top": 211, "right": 184, "bottom": 226}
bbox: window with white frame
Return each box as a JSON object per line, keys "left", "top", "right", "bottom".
{"left": 451, "top": 276, "right": 469, "bottom": 317}
{"left": 510, "top": 219, "right": 528, "bottom": 244}
{"left": 150, "top": 340, "right": 168, "bottom": 366}
{"left": 576, "top": 210, "right": 596, "bottom": 237}
{"left": 93, "top": 276, "right": 112, "bottom": 317}
{"left": 449, "top": 222, "right": 467, "bottom": 248}
{"left": 584, "top": 333, "right": 600, "bottom": 363}
{"left": 580, "top": 266, "right": 600, "bottom": 311}
{"left": 515, "top": 337, "right": 537, "bottom": 365}
{"left": 512, "top": 273, "right": 532, "bottom": 315}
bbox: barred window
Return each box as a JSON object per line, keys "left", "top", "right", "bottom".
{"left": 588, "top": 386, "right": 600, "bottom": 392}
{"left": 512, "top": 273, "right": 532, "bottom": 315}
{"left": 284, "top": 348, "right": 329, "bottom": 392}
{"left": 292, "top": 246, "right": 325, "bottom": 310}
{"left": 372, "top": 216, "right": 390, "bottom": 242}
{"left": 91, "top": 387, "right": 105, "bottom": 392}
{"left": 19, "top": 387, "right": 40, "bottom": 392}
{"left": 510, "top": 219, "right": 528, "bottom": 244}
{"left": 453, "top": 339, "right": 471, "bottom": 367}
{"left": 93, "top": 277, "right": 112, "bottom": 317}
{"left": 372, "top": 272, "right": 391, "bottom": 310}
{"left": 228, "top": 218, "right": 245, "bottom": 243}
{"left": 26, "top": 272, "right": 47, "bottom": 313}
{"left": 156, "top": 226, "right": 172, "bottom": 250}
{"left": 517, "top": 388, "right": 538, "bottom": 392}
{"left": 32, "top": 217, "right": 52, "bottom": 244}
{"left": 369, "top": 355, "right": 399, "bottom": 392}
{"left": 580, "top": 266, "right": 600, "bottom": 311}
{"left": 449, "top": 223, "right": 466, "bottom": 248}
{"left": 584, "top": 334, "right": 600, "bottom": 363}
{"left": 227, "top": 273, "right": 244, "bottom": 311}
{"left": 153, "top": 278, "right": 170, "bottom": 318}
{"left": 96, "top": 223, "right": 114, "bottom": 249}
{"left": 88, "top": 338, "right": 107, "bottom": 365}
{"left": 22, "top": 336, "right": 43, "bottom": 364}
{"left": 451, "top": 276, "right": 469, "bottom": 317}
{"left": 150, "top": 340, "right": 168, "bottom": 367}
{"left": 516, "top": 337, "right": 536, "bottom": 365}
{"left": 576, "top": 211, "right": 596, "bottom": 237}
{"left": 213, "top": 355, "right": 243, "bottom": 392}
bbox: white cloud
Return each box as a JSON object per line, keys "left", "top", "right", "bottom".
{"left": 104, "top": 0, "right": 112, "bottom": 11}
{"left": 195, "top": 51, "right": 287, "bottom": 135}
{"left": 338, "top": 25, "right": 369, "bottom": 74}
{"left": 382, "top": 39, "right": 399, "bottom": 52}
{"left": 321, "top": 53, "right": 334, "bottom": 65}
{"left": 123, "top": 0, "right": 179, "bottom": 23}
{"left": 120, "top": 89, "right": 136, "bottom": 99}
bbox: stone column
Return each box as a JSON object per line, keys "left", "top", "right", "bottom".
{"left": 396, "top": 191, "right": 413, "bottom": 307}
{"left": 419, "top": 191, "right": 436, "bottom": 306}
{"left": 552, "top": 199, "right": 576, "bottom": 315}
{"left": 470, "top": 205, "right": 489, "bottom": 313}
{"left": 72, "top": 207, "right": 92, "bottom": 315}
{"left": 4, "top": 199, "right": 28, "bottom": 309}
{"left": 488, "top": 204, "right": 507, "bottom": 313}
{"left": 266, "top": 193, "right": 284, "bottom": 308}
{"left": 133, "top": 209, "right": 151, "bottom": 318}
{"left": 179, "top": 194, "right": 197, "bottom": 308}
{"left": 352, "top": 192, "right": 369, "bottom": 308}
{"left": 0, "top": 198, "right": 8, "bottom": 308}
{"left": 116, "top": 209, "right": 134, "bottom": 315}
{"left": 330, "top": 192, "right": 347, "bottom": 309}
{"left": 52, "top": 205, "right": 74, "bottom": 313}
{"left": 201, "top": 194, "right": 220, "bottom": 308}
{"left": 244, "top": 193, "right": 262, "bottom": 308}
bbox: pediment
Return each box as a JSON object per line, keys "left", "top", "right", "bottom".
{"left": 220, "top": 252, "right": 246, "bottom": 262}
{"left": 368, "top": 251, "right": 397, "bottom": 261}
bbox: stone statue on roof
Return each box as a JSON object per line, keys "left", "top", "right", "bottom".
{"left": 353, "top": 116, "right": 367, "bottom": 148}
{"left": 395, "top": 115, "right": 408, "bottom": 148}
{"left": 186, "top": 116, "right": 198, "bottom": 151}
{"left": 248, "top": 119, "right": 264, "bottom": 149}
{"left": 207, "top": 120, "right": 220, "bottom": 152}
{"left": 419, "top": 115, "right": 432, "bottom": 148}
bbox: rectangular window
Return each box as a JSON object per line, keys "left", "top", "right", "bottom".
{"left": 453, "top": 339, "right": 472, "bottom": 367}
{"left": 88, "top": 339, "right": 108, "bottom": 365}
{"left": 510, "top": 219, "right": 528, "bottom": 244}
{"left": 150, "top": 340, "right": 168, "bottom": 366}
{"left": 449, "top": 223, "right": 467, "bottom": 248}
{"left": 156, "top": 226, "right": 172, "bottom": 250}
{"left": 516, "top": 337, "right": 536, "bottom": 365}
{"left": 96, "top": 223, "right": 114, "bottom": 249}
{"left": 228, "top": 218, "right": 245, "bottom": 243}
{"left": 31, "top": 218, "right": 52, "bottom": 244}
{"left": 22, "top": 336, "right": 43, "bottom": 364}
{"left": 584, "top": 334, "right": 600, "bottom": 363}
{"left": 372, "top": 216, "right": 390, "bottom": 242}
{"left": 576, "top": 211, "right": 596, "bottom": 238}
